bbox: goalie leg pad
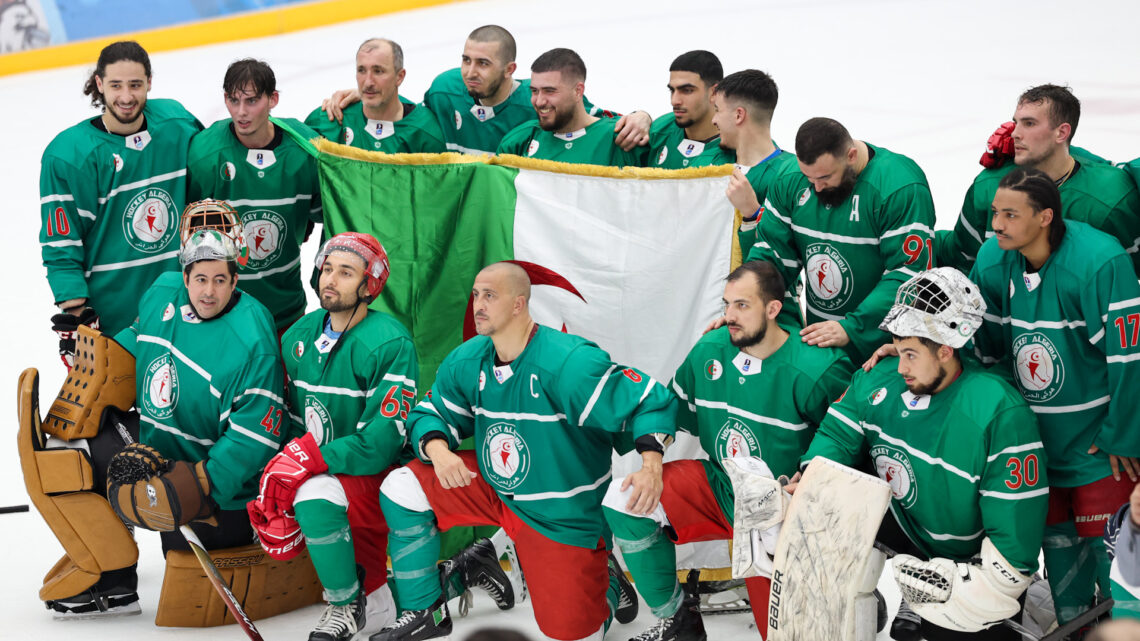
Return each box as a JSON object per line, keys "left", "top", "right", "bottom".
{"left": 45, "top": 326, "right": 136, "bottom": 441}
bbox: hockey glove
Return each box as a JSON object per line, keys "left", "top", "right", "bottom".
{"left": 255, "top": 433, "right": 328, "bottom": 516}
{"left": 893, "top": 537, "right": 1029, "bottom": 632}
{"left": 106, "top": 443, "right": 217, "bottom": 532}
{"left": 980, "top": 121, "right": 1016, "bottom": 169}
{"left": 247, "top": 499, "right": 306, "bottom": 560}
{"left": 51, "top": 306, "right": 100, "bottom": 370}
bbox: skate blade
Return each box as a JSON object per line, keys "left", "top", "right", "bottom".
{"left": 51, "top": 601, "right": 142, "bottom": 620}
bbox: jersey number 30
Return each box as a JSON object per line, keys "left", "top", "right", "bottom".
{"left": 1005, "top": 454, "right": 1040, "bottom": 490}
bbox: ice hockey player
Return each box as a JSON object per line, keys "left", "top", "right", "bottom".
{"left": 604, "top": 260, "right": 853, "bottom": 640}
{"left": 42, "top": 40, "right": 201, "bottom": 360}
{"left": 305, "top": 38, "right": 446, "bottom": 154}
{"left": 937, "top": 84, "right": 1140, "bottom": 275}
{"left": 970, "top": 167, "right": 1140, "bottom": 626}
{"left": 497, "top": 48, "right": 650, "bottom": 167}
{"left": 186, "top": 58, "right": 322, "bottom": 332}
{"left": 647, "top": 50, "right": 733, "bottom": 169}
{"left": 373, "top": 261, "right": 675, "bottom": 640}
{"left": 801, "top": 266, "right": 1048, "bottom": 641}
{"left": 745, "top": 116, "right": 936, "bottom": 364}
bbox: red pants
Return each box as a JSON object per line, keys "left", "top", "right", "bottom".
{"left": 1046, "top": 473, "right": 1135, "bottom": 537}
{"left": 659, "top": 459, "right": 770, "bottom": 636}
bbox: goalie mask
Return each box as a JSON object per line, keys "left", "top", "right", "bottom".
{"left": 180, "top": 199, "right": 249, "bottom": 266}
{"left": 879, "top": 267, "right": 986, "bottom": 349}
{"left": 314, "top": 232, "right": 390, "bottom": 302}
{"left": 180, "top": 229, "right": 241, "bottom": 267}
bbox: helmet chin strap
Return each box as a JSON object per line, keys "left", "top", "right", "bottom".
{"left": 328, "top": 279, "right": 370, "bottom": 334}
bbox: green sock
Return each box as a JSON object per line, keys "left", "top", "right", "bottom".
{"left": 294, "top": 498, "right": 358, "bottom": 605}
{"left": 380, "top": 492, "right": 442, "bottom": 610}
{"left": 1043, "top": 521, "right": 1098, "bottom": 623}
{"left": 604, "top": 506, "right": 683, "bottom": 618}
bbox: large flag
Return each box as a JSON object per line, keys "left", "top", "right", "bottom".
{"left": 313, "top": 139, "right": 738, "bottom": 392}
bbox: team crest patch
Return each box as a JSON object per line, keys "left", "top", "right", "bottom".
{"left": 162, "top": 303, "right": 175, "bottom": 321}
{"left": 122, "top": 187, "right": 177, "bottom": 253}
{"left": 304, "top": 396, "right": 333, "bottom": 445}
{"left": 221, "top": 161, "right": 236, "bottom": 181}
{"left": 112, "top": 153, "right": 123, "bottom": 173}
{"left": 704, "top": 359, "right": 723, "bottom": 381}
{"left": 293, "top": 341, "right": 304, "bottom": 359}
{"left": 481, "top": 422, "right": 530, "bottom": 491}
{"left": 527, "top": 140, "right": 540, "bottom": 157}
{"left": 142, "top": 354, "right": 179, "bottom": 420}
{"left": 454, "top": 110, "right": 463, "bottom": 131}
{"left": 715, "top": 419, "right": 760, "bottom": 460}
{"left": 656, "top": 147, "right": 668, "bottom": 165}
{"left": 1013, "top": 332, "right": 1064, "bottom": 402}
{"left": 242, "top": 210, "right": 287, "bottom": 268}
{"left": 804, "top": 243, "right": 854, "bottom": 311}
{"left": 872, "top": 443, "right": 918, "bottom": 508}
{"left": 869, "top": 387, "right": 888, "bottom": 405}
{"left": 344, "top": 127, "right": 355, "bottom": 145}
{"left": 798, "top": 187, "right": 811, "bottom": 206}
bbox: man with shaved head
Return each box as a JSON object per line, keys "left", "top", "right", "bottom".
{"left": 306, "top": 37, "right": 446, "bottom": 153}
{"left": 374, "top": 262, "right": 678, "bottom": 640}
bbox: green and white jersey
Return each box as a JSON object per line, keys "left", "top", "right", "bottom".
{"left": 186, "top": 117, "right": 322, "bottom": 331}
{"left": 114, "top": 272, "right": 285, "bottom": 510}
{"left": 671, "top": 327, "right": 853, "bottom": 522}
{"left": 938, "top": 160, "right": 1140, "bottom": 275}
{"left": 39, "top": 99, "right": 203, "bottom": 335}
{"left": 804, "top": 359, "right": 1048, "bottom": 573}
{"left": 647, "top": 113, "right": 734, "bottom": 169}
{"left": 970, "top": 221, "right": 1140, "bottom": 487}
{"left": 282, "top": 309, "right": 418, "bottom": 477}
{"left": 304, "top": 101, "right": 446, "bottom": 154}
{"left": 406, "top": 325, "right": 677, "bottom": 549}
{"left": 736, "top": 149, "right": 800, "bottom": 260}
{"left": 746, "top": 143, "right": 936, "bottom": 362}
{"left": 497, "top": 117, "right": 648, "bottom": 167}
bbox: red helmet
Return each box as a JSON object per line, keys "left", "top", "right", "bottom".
{"left": 315, "top": 232, "right": 390, "bottom": 300}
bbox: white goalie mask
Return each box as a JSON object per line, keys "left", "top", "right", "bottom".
{"left": 180, "top": 229, "right": 240, "bottom": 267}
{"left": 879, "top": 267, "right": 986, "bottom": 349}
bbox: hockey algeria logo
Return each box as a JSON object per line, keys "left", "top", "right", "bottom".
{"left": 715, "top": 419, "right": 760, "bottom": 460}
{"left": 1013, "top": 332, "right": 1064, "bottom": 402}
{"left": 242, "top": 210, "right": 287, "bottom": 268}
{"left": 304, "top": 397, "right": 333, "bottom": 445}
{"left": 122, "top": 187, "right": 177, "bottom": 253}
{"left": 872, "top": 443, "right": 918, "bottom": 508}
{"left": 142, "top": 354, "right": 179, "bottom": 420}
{"left": 804, "top": 243, "right": 854, "bottom": 312}
{"left": 481, "top": 422, "right": 530, "bottom": 491}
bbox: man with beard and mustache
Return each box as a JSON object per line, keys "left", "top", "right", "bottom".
{"left": 603, "top": 260, "right": 853, "bottom": 639}
{"left": 497, "top": 47, "right": 649, "bottom": 167}
{"left": 800, "top": 267, "right": 1047, "bottom": 641}
{"left": 745, "top": 117, "right": 936, "bottom": 364}
{"left": 647, "top": 50, "right": 734, "bottom": 169}
{"left": 305, "top": 38, "right": 446, "bottom": 154}
{"left": 41, "top": 41, "right": 202, "bottom": 358}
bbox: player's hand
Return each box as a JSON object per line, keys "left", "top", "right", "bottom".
{"left": 703, "top": 316, "right": 727, "bottom": 335}
{"left": 622, "top": 452, "right": 664, "bottom": 514}
{"left": 321, "top": 88, "right": 360, "bottom": 124}
{"left": 727, "top": 168, "right": 760, "bottom": 215}
{"left": 613, "top": 111, "right": 651, "bottom": 151}
{"left": 782, "top": 471, "right": 803, "bottom": 495}
{"left": 1089, "top": 445, "right": 1140, "bottom": 482}
{"left": 800, "top": 321, "right": 850, "bottom": 347}
{"left": 426, "top": 440, "right": 477, "bottom": 489}
{"left": 862, "top": 343, "right": 898, "bottom": 371}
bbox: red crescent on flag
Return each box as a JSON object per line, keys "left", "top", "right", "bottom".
{"left": 463, "top": 261, "right": 587, "bottom": 340}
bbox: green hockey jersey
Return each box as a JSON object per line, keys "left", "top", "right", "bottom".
{"left": 970, "top": 221, "right": 1140, "bottom": 487}
{"left": 671, "top": 327, "right": 852, "bottom": 522}
{"left": 304, "top": 101, "right": 446, "bottom": 154}
{"left": 282, "top": 309, "right": 418, "bottom": 476}
{"left": 114, "top": 272, "right": 285, "bottom": 510}
{"left": 39, "top": 99, "right": 203, "bottom": 334}
{"left": 647, "top": 113, "right": 734, "bottom": 169}
{"left": 406, "top": 325, "right": 677, "bottom": 548}
{"left": 746, "top": 144, "right": 936, "bottom": 362}
{"left": 736, "top": 149, "right": 800, "bottom": 259}
{"left": 804, "top": 358, "right": 1048, "bottom": 572}
{"left": 938, "top": 160, "right": 1140, "bottom": 275}
{"left": 497, "top": 116, "right": 648, "bottom": 167}
{"left": 186, "top": 117, "right": 322, "bottom": 330}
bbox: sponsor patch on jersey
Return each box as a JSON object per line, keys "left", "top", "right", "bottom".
{"left": 526, "top": 140, "right": 540, "bottom": 157}
{"left": 126, "top": 130, "right": 152, "bottom": 151}
{"left": 732, "top": 352, "right": 761, "bottom": 376}
{"left": 293, "top": 340, "right": 304, "bottom": 359}
{"left": 343, "top": 127, "right": 354, "bottom": 145}
{"left": 470, "top": 104, "right": 495, "bottom": 122}
{"left": 242, "top": 210, "right": 287, "bottom": 268}
{"left": 656, "top": 147, "right": 668, "bottom": 166}
{"left": 162, "top": 303, "right": 175, "bottom": 321}
{"left": 142, "top": 354, "right": 179, "bottom": 420}
{"left": 122, "top": 187, "right": 177, "bottom": 253}
{"left": 1013, "top": 332, "right": 1065, "bottom": 402}
{"left": 871, "top": 443, "right": 918, "bottom": 508}
{"left": 112, "top": 153, "right": 124, "bottom": 173}
{"left": 678, "top": 139, "right": 704, "bottom": 158}
{"left": 220, "top": 161, "right": 236, "bottom": 181}
{"left": 869, "top": 387, "right": 888, "bottom": 405}
{"left": 179, "top": 304, "right": 200, "bottom": 323}
{"left": 304, "top": 396, "right": 333, "bottom": 445}
{"left": 481, "top": 422, "right": 530, "bottom": 491}
{"left": 715, "top": 419, "right": 760, "bottom": 460}
{"left": 704, "top": 359, "right": 723, "bottom": 381}
{"left": 798, "top": 188, "right": 811, "bottom": 206}
{"left": 246, "top": 148, "right": 277, "bottom": 170}
{"left": 804, "top": 243, "right": 854, "bottom": 311}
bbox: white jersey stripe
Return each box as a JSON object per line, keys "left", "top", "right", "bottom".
{"left": 579, "top": 365, "right": 617, "bottom": 426}
{"left": 827, "top": 406, "right": 864, "bottom": 434}
{"left": 439, "top": 393, "right": 473, "bottom": 418}
{"left": 980, "top": 487, "right": 1050, "bottom": 500}
{"left": 637, "top": 376, "right": 657, "bottom": 404}
{"left": 141, "top": 415, "right": 216, "bottom": 446}
{"left": 923, "top": 527, "right": 983, "bottom": 542}
{"left": 511, "top": 472, "right": 612, "bottom": 502}
{"left": 230, "top": 421, "right": 279, "bottom": 449}
{"left": 863, "top": 422, "right": 980, "bottom": 483}
{"left": 136, "top": 334, "right": 222, "bottom": 398}
{"left": 294, "top": 380, "right": 373, "bottom": 398}
{"left": 693, "top": 398, "right": 809, "bottom": 431}
{"left": 77, "top": 208, "right": 96, "bottom": 220}
{"left": 983, "top": 313, "right": 1088, "bottom": 330}
{"left": 382, "top": 373, "right": 417, "bottom": 388}
{"left": 762, "top": 197, "right": 788, "bottom": 223}
{"left": 986, "top": 442, "right": 1045, "bottom": 462}
{"left": 86, "top": 249, "right": 180, "bottom": 275}
{"left": 40, "top": 193, "right": 75, "bottom": 204}
{"left": 241, "top": 388, "right": 286, "bottom": 404}
{"left": 99, "top": 169, "right": 187, "bottom": 203}
{"left": 226, "top": 194, "right": 312, "bottom": 207}
{"left": 790, "top": 224, "right": 880, "bottom": 245}
{"left": 42, "top": 239, "right": 83, "bottom": 248}
{"left": 1029, "top": 395, "right": 1111, "bottom": 414}
{"left": 881, "top": 222, "right": 934, "bottom": 239}
{"left": 805, "top": 302, "right": 846, "bottom": 321}
{"left": 957, "top": 210, "right": 985, "bottom": 245}
{"left": 475, "top": 407, "right": 566, "bottom": 422}
{"left": 1089, "top": 327, "right": 1106, "bottom": 345}
{"left": 1107, "top": 353, "right": 1140, "bottom": 363}
{"left": 1109, "top": 297, "right": 1140, "bottom": 311}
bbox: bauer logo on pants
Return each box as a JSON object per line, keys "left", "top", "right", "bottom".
{"left": 142, "top": 354, "right": 179, "bottom": 420}
{"left": 481, "top": 422, "right": 530, "bottom": 491}
{"left": 1013, "top": 332, "right": 1064, "bottom": 402}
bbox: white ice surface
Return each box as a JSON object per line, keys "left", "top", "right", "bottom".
{"left": 2, "top": 0, "right": 1139, "bottom": 638}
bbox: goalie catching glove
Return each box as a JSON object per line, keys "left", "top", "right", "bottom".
{"left": 246, "top": 433, "right": 327, "bottom": 561}
{"left": 107, "top": 443, "right": 216, "bottom": 531}
{"left": 892, "top": 537, "right": 1029, "bottom": 632}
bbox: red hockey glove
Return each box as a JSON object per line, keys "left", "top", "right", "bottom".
{"left": 980, "top": 121, "right": 1016, "bottom": 169}
{"left": 247, "top": 497, "right": 306, "bottom": 560}
{"left": 255, "top": 433, "right": 328, "bottom": 516}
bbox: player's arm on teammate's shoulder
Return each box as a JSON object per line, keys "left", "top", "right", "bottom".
{"left": 613, "top": 109, "right": 652, "bottom": 151}
{"left": 318, "top": 87, "right": 359, "bottom": 124}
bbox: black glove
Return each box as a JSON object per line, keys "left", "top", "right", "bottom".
{"left": 51, "top": 306, "right": 100, "bottom": 369}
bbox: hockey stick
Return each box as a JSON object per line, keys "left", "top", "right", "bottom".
{"left": 1036, "top": 598, "right": 1114, "bottom": 641}
{"left": 0, "top": 504, "right": 29, "bottom": 514}
{"left": 180, "top": 525, "right": 265, "bottom": 641}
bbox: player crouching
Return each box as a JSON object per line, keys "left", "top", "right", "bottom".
{"left": 800, "top": 267, "right": 1049, "bottom": 640}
